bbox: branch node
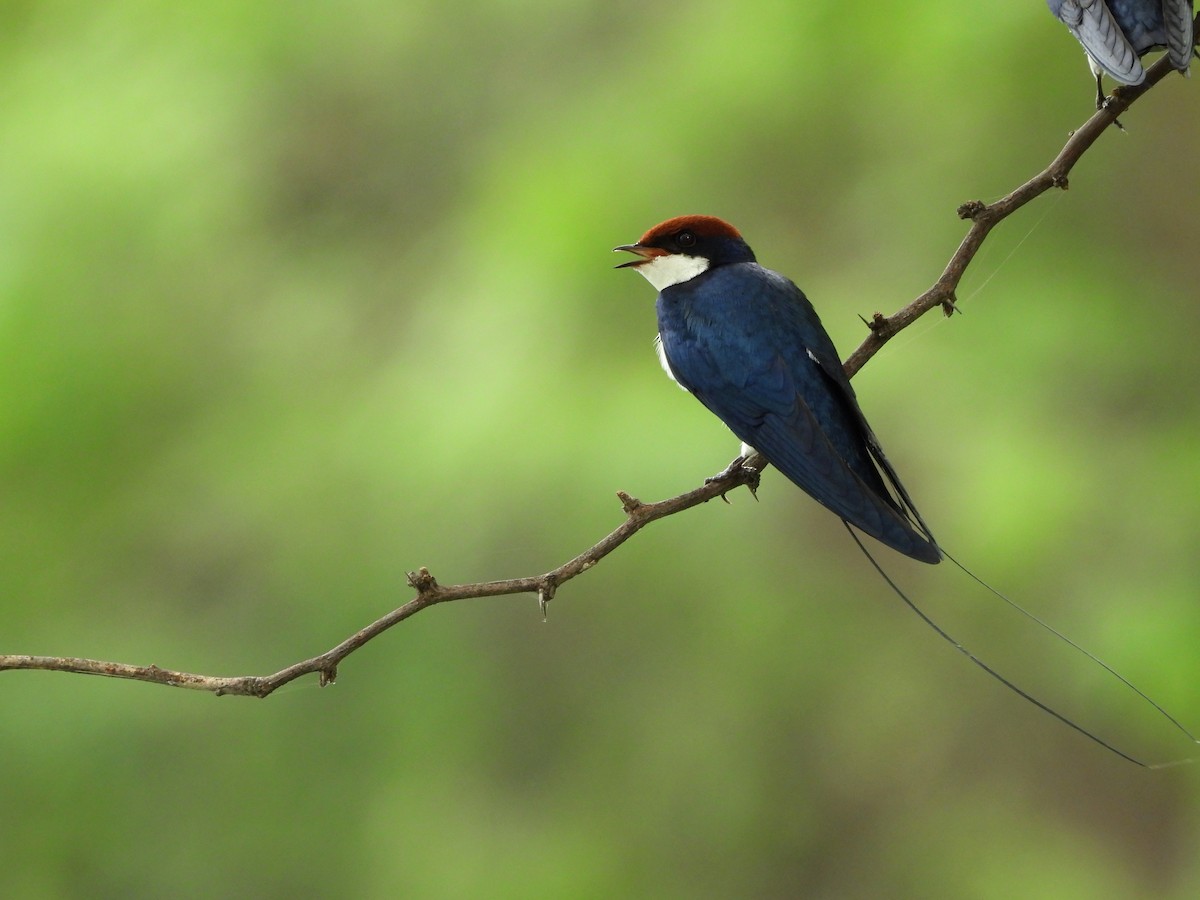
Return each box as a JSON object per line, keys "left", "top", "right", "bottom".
{"left": 406, "top": 567, "right": 439, "bottom": 593}
{"left": 617, "top": 490, "right": 644, "bottom": 515}
{"left": 957, "top": 200, "right": 987, "bottom": 220}
{"left": 1052, "top": 173, "right": 1070, "bottom": 191}
{"left": 864, "top": 312, "right": 890, "bottom": 335}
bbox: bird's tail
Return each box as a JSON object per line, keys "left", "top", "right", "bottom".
{"left": 845, "top": 523, "right": 1197, "bottom": 769}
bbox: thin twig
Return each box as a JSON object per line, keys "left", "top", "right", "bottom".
{"left": 1, "top": 467, "right": 763, "bottom": 696}
{"left": 0, "top": 49, "right": 1187, "bottom": 695}
{"left": 843, "top": 50, "right": 1181, "bottom": 377}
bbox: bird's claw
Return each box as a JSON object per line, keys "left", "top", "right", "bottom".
{"left": 705, "top": 456, "right": 762, "bottom": 503}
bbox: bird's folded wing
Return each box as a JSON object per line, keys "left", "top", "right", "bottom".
{"left": 681, "top": 349, "right": 940, "bottom": 562}
{"left": 1051, "top": 0, "right": 1145, "bottom": 83}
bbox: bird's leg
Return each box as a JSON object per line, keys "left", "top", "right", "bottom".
{"left": 1097, "top": 75, "right": 1128, "bottom": 132}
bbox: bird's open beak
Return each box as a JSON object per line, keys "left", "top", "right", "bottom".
{"left": 612, "top": 243, "right": 665, "bottom": 269}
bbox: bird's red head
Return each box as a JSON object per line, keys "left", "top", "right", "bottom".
{"left": 614, "top": 215, "right": 754, "bottom": 290}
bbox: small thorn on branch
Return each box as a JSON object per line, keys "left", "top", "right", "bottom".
{"left": 538, "top": 577, "right": 557, "bottom": 619}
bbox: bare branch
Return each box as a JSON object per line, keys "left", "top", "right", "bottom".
{"left": 1, "top": 462, "right": 764, "bottom": 696}
{"left": 1, "top": 48, "right": 1187, "bottom": 694}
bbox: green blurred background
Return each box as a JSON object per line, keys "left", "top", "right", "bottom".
{"left": 2, "top": 2, "right": 1198, "bottom": 896}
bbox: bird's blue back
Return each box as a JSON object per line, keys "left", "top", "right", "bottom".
{"left": 655, "top": 261, "right": 940, "bottom": 563}
{"left": 1111, "top": 0, "right": 1170, "bottom": 49}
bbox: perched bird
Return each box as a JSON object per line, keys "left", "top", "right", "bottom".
{"left": 1047, "top": 0, "right": 1195, "bottom": 107}
{"left": 614, "top": 215, "right": 1200, "bottom": 765}
{"left": 614, "top": 215, "right": 941, "bottom": 564}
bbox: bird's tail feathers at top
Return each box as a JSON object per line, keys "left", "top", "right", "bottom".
{"left": 844, "top": 524, "right": 1198, "bottom": 769}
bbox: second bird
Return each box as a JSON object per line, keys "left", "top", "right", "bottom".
{"left": 615, "top": 215, "right": 941, "bottom": 565}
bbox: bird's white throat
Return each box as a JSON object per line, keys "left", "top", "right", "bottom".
{"left": 635, "top": 253, "right": 709, "bottom": 291}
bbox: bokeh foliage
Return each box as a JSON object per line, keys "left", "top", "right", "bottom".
{"left": 2, "top": 2, "right": 1199, "bottom": 896}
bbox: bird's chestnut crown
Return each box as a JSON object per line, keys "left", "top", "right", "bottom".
{"left": 635, "top": 215, "right": 755, "bottom": 264}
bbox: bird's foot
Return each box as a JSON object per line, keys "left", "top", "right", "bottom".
{"left": 706, "top": 456, "right": 762, "bottom": 503}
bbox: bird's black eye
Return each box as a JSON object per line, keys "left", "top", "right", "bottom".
{"left": 675, "top": 230, "right": 696, "bottom": 249}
